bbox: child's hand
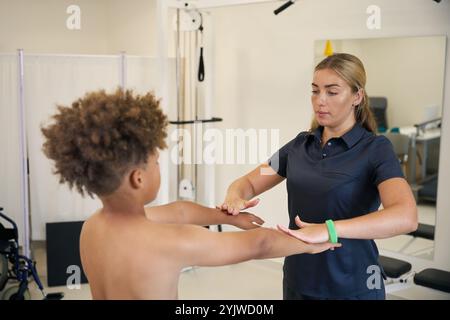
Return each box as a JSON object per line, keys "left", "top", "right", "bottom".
{"left": 230, "top": 212, "right": 265, "bottom": 230}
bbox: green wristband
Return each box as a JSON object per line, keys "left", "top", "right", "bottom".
{"left": 325, "top": 219, "right": 338, "bottom": 244}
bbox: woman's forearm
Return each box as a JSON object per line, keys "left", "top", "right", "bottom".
{"left": 226, "top": 176, "right": 256, "bottom": 201}
{"left": 335, "top": 204, "right": 418, "bottom": 240}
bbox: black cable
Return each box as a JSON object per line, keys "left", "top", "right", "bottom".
{"left": 274, "top": 1, "right": 295, "bottom": 15}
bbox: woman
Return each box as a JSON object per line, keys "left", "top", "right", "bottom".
{"left": 219, "top": 53, "right": 418, "bottom": 300}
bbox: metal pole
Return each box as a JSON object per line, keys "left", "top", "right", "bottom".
{"left": 119, "top": 51, "right": 127, "bottom": 89}
{"left": 156, "top": 0, "right": 170, "bottom": 204}
{"left": 17, "top": 49, "right": 31, "bottom": 258}
{"left": 203, "top": 13, "right": 217, "bottom": 217}
{"left": 176, "top": 8, "right": 182, "bottom": 199}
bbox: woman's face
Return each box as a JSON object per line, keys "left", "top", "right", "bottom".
{"left": 311, "top": 68, "right": 362, "bottom": 130}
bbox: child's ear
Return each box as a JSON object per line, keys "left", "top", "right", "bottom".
{"left": 129, "top": 169, "right": 143, "bottom": 189}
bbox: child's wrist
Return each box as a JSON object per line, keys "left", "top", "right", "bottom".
{"left": 216, "top": 207, "right": 232, "bottom": 224}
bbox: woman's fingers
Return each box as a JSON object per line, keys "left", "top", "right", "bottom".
{"left": 295, "top": 215, "right": 311, "bottom": 228}
{"left": 276, "top": 224, "right": 304, "bottom": 241}
{"left": 217, "top": 204, "right": 233, "bottom": 215}
{"left": 276, "top": 224, "right": 290, "bottom": 234}
{"left": 230, "top": 199, "right": 260, "bottom": 215}
{"left": 310, "top": 242, "right": 342, "bottom": 254}
{"left": 220, "top": 198, "right": 260, "bottom": 215}
{"left": 244, "top": 198, "right": 260, "bottom": 209}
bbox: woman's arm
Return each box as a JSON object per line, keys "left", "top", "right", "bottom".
{"left": 278, "top": 177, "right": 418, "bottom": 242}
{"left": 335, "top": 177, "right": 418, "bottom": 239}
{"left": 221, "top": 163, "right": 285, "bottom": 215}
{"left": 145, "top": 201, "right": 264, "bottom": 230}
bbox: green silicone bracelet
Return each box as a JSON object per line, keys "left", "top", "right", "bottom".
{"left": 325, "top": 219, "right": 338, "bottom": 244}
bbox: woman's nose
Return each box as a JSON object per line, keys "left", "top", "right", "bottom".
{"left": 317, "top": 93, "right": 327, "bottom": 106}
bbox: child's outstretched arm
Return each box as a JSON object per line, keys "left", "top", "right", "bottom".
{"left": 145, "top": 201, "right": 264, "bottom": 230}
{"left": 163, "top": 224, "right": 341, "bottom": 268}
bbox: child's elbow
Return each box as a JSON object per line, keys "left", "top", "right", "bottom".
{"left": 254, "top": 229, "right": 274, "bottom": 259}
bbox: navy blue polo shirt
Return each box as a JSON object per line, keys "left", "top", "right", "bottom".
{"left": 268, "top": 123, "right": 404, "bottom": 298}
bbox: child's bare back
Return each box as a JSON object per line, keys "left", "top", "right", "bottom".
{"left": 80, "top": 211, "right": 184, "bottom": 299}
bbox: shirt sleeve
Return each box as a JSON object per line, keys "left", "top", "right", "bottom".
{"left": 267, "top": 135, "right": 300, "bottom": 178}
{"left": 370, "top": 135, "right": 405, "bottom": 186}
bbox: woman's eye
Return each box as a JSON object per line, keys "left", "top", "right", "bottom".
{"left": 328, "top": 92, "right": 338, "bottom": 96}
{"left": 312, "top": 90, "right": 319, "bottom": 95}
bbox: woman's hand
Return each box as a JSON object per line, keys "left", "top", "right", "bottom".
{"left": 218, "top": 196, "right": 260, "bottom": 216}
{"left": 304, "top": 241, "right": 342, "bottom": 254}
{"left": 228, "top": 212, "right": 265, "bottom": 230}
{"left": 277, "top": 216, "right": 330, "bottom": 244}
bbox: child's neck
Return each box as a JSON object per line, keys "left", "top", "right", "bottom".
{"left": 100, "top": 192, "right": 146, "bottom": 217}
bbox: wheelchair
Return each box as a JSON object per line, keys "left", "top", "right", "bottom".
{"left": 0, "top": 207, "right": 63, "bottom": 300}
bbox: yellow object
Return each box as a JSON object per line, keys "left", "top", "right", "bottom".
{"left": 324, "top": 40, "right": 334, "bottom": 56}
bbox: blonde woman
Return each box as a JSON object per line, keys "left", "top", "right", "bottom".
{"left": 219, "top": 53, "right": 418, "bottom": 300}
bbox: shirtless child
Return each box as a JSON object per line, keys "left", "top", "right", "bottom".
{"left": 41, "top": 88, "right": 340, "bottom": 299}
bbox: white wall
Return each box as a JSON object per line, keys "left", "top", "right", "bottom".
{"left": 0, "top": 0, "right": 157, "bottom": 55}
{"left": 0, "top": 0, "right": 109, "bottom": 54}
{"left": 105, "top": 0, "right": 157, "bottom": 55}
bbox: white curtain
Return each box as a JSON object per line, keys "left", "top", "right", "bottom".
{"left": 0, "top": 53, "right": 174, "bottom": 241}
{"left": 0, "top": 54, "right": 24, "bottom": 245}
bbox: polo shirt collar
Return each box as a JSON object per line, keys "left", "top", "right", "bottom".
{"left": 341, "top": 123, "right": 367, "bottom": 148}
{"left": 310, "top": 123, "right": 367, "bottom": 148}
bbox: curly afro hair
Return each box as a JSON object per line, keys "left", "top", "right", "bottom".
{"left": 41, "top": 88, "right": 168, "bottom": 197}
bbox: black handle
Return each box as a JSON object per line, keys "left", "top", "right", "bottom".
{"left": 198, "top": 47, "right": 205, "bottom": 82}
{"left": 169, "top": 117, "right": 223, "bottom": 125}
{"left": 274, "top": 1, "right": 295, "bottom": 15}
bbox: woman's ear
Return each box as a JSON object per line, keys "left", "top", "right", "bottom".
{"left": 129, "top": 168, "right": 143, "bottom": 189}
{"left": 353, "top": 88, "right": 364, "bottom": 106}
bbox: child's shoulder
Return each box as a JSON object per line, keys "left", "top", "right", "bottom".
{"left": 81, "top": 210, "right": 101, "bottom": 230}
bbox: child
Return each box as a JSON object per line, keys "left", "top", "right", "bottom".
{"left": 41, "top": 88, "right": 340, "bottom": 299}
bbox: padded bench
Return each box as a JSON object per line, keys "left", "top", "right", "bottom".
{"left": 379, "top": 255, "right": 412, "bottom": 278}
{"left": 380, "top": 255, "right": 450, "bottom": 295}
{"left": 414, "top": 268, "right": 450, "bottom": 293}
{"left": 408, "top": 223, "right": 435, "bottom": 241}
